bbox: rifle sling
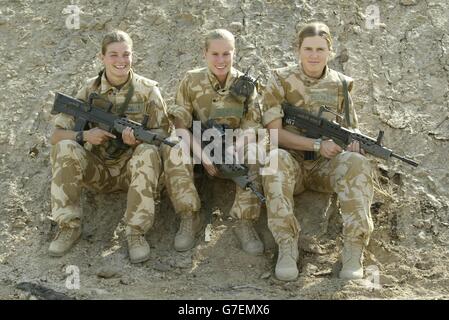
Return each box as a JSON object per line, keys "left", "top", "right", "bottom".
{"left": 91, "top": 69, "right": 134, "bottom": 116}
{"left": 338, "top": 73, "right": 351, "bottom": 127}
{"left": 117, "top": 83, "right": 135, "bottom": 116}
{"left": 94, "top": 82, "right": 134, "bottom": 158}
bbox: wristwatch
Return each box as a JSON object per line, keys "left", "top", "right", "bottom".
{"left": 313, "top": 138, "right": 322, "bottom": 152}
{"left": 75, "top": 131, "right": 84, "bottom": 145}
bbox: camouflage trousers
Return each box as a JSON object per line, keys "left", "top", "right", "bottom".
{"left": 228, "top": 142, "right": 263, "bottom": 221}
{"left": 160, "top": 143, "right": 201, "bottom": 217}
{"left": 262, "top": 149, "right": 374, "bottom": 245}
{"left": 160, "top": 141, "right": 262, "bottom": 221}
{"left": 50, "top": 140, "right": 162, "bottom": 235}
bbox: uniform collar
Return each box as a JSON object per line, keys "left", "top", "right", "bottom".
{"left": 297, "top": 63, "right": 329, "bottom": 85}
{"left": 207, "top": 67, "right": 238, "bottom": 91}
{"left": 99, "top": 69, "right": 134, "bottom": 94}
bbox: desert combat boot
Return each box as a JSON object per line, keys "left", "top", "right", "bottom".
{"left": 48, "top": 225, "right": 82, "bottom": 257}
{"left": 339, "top": 240, "right": 364, "bottom": 280}
{"left": 174, "top": 214, "right": 201, "bottom": 252}
{"left": 127, "top": 227, "right": 150, "bottom": 263}
{"left": 233, "top": 220, "right": 264, "bottom": 255}
{"left": 275, "top": 237, "right": 299, "bottom": 281}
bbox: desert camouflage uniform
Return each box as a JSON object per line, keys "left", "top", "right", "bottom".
{"left": 262, "top": 64, "right": 374, "bottom": 246}
{"left": 51, "top": 70, "right": 170, "bottom": 235}
{"left": 165, "top": 67, "right": 263, "bottom": 220}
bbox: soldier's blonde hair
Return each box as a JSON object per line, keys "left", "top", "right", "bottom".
{"left": 204, "top": 29, "right": 235, "bottom": 51}
{"left": 101, "top": 30, "right": 133, "bottom": 54}
{"left": 95, "top": 30, "right": 133, "bottom": 88}
{"left": 296, "top": 22, "right": 335, "bottom": 58}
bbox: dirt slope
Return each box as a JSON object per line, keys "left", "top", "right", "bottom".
{"left": 0, "top": 0, "right": 448, "bottom": 299}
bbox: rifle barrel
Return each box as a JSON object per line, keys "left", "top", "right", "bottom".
{"left": 391, "top": 153, "right": 419, "bottom": 167}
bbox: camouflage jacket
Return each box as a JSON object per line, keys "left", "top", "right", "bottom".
{"left": 168, "top": 67, "right": 262, "bottom": 132}
{"left": 53, "top": 69, "right": 170, "bottom": 163}
{"left": 262, "top": 63, "right": 358, "bottom": 161}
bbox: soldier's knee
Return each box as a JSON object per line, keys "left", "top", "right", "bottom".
{"left": 129, "top": 144, "right": 161, "bottom": 172}
{"left": 52, "top": 140, "right": 82, "bottom": 158}
{"left": 159, "top": 143, "right": 171, "bottom": 159}
{"left": 342, "top": 152, "right": 372, "bottom": 176}
{"left": 273, "top": 148, "right": 290, "bottom": 162}
{"left": 348, "top": 152, "right": 369, "bottom": 167}
{"left": 265, "top": 148, "right": 292, "bottom": 169}
{"left": 263, "top": 149, "right": 295, "bottom": 183}
{"left": 133, "top": 143, "right": 159, "bottom": 158}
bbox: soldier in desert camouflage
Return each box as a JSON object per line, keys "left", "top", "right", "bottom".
{"left": 164, "top": 29, "right": 265, "bottom": 255}
{"left": 49, "top": 30, "right": 172, "bottom": 263}
{"left": 261, "top": 22, "right": 375, "bottom": 281}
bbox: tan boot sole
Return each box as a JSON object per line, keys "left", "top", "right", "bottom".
{"left": 130, "top": 253, "right": 151, "bottom": 264}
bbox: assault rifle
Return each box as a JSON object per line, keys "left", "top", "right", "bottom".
{"left": 199, "top": 119, "right": 266, "bottom": 203}
{"left": 52, "top": 92, "right": 175, "bottom": 157}
{"left": 282, "top": 102, "right": 418, "bottom": 167}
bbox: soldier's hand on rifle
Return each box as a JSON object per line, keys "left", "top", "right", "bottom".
{"left": 201, "top": 151, "right": 219, "bottom": 177}
{"left": 346, "top": 140, "right": 366, "bottom": 155}
{"left": 319, "top": 139, "right": 343, "bottom": 159}
{"left": 85, "top": 128, "right": 116, "bottom": 145}
{"left": 122, "top": 127, "right": 142, "bottom": 146}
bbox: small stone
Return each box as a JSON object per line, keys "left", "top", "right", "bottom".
{"left": 18, "top": 292, "right": 30, "bottom": 300}
{"left": 171, "top": 255, "right": 192, "bottom": 269}
{"left": 29, "top": 145, "right": 39, "bottom": 158}
{"left": 91, "top": 288, "right": 109, "bottom": 295}
{"left": 0, "top": 16, "right": 9, "bottom": 25}
{"left": 153, "top": 261, "right": 171, "bottom": 272}
{"left": 379, "top": 274, "right": 398, "bottom": 285}
{"left": 229, "top": 21, "right": 243, "bottom": 32}
{"left": 12, "top": 220, "right": 27, "bottom": 229}
{"left": 260, "top": 272, "right": 271, "bottom": 279}
{"left": 338, "top": 49, "right": 349, "bottom": 64}
{"left": 303, "top": 263, "right": 318, "bottom": 275}
{"left": 400, "top": 0, "right": 417, "bottom": 5}
{"left": 417, "top": 231, "right": 427, "bottom": 243}
{"left": 352, "top": 26, "right": 362, "bottom": 34}
{"left": 96, "top": 267, "right": 120, "bottom": 279}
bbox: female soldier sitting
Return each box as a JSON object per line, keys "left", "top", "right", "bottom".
{"left": 49, "top": 30, "right": 172, "bottom": 264}
{"left": 262, "top": 22, "right": 375, "bottom": 281}
{"left": 164, "top": 29, "right": 265, "bottom": 255}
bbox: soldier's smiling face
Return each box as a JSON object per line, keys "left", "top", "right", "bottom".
{"left": 101, "top": 41, "right": 133, "bottom": 85}
{"left": 298, "top": 36, "right": 330, "bottom": 79}
{"left": 204, "top": 39, "right": 234, "bottom": 83}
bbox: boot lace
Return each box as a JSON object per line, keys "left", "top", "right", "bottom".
{"left": 128, "top": 234, "right": 145, "bottom": 248}
{"left": 179, "top": 217, "right": 193, "bottom": 235}
{"left": 278, "top": 238, "right": 297, "bottom": 260}
{"left": 54, "top": 227, "right": 76, "bottom": 242}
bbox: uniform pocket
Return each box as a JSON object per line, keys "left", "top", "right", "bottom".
{"left": 125, "top": 102, "right": 145, "bottom": 114}
{"left": 210, "top": 96, "right": 244, "bottom": 124}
